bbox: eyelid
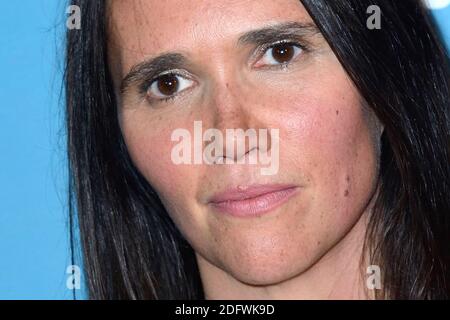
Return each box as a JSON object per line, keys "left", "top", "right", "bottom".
{"left": 142, "top": 70, "right": 197, "bottom": 104}
{"left": 250, "top": 39, "right": 308, "bottom": 67}
{"left": 139, "top": 68, "right": 195, "bottom": 95}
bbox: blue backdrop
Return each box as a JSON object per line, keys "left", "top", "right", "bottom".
{"left": 0, "top": 1, "right": 449, "bottom": 300}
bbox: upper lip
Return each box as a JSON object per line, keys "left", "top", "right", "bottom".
{"left": 208, "top": 184, "right": 298, "bottom": 203}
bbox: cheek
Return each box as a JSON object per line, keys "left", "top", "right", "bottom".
{"left": 118, "top": 111, "right": 198, "bottom": 205}
{"left": 304, "top": 99, "right": 378, "bottom": 214}
{"left": 268, "top": 71, "right": 380, "bottom": 241}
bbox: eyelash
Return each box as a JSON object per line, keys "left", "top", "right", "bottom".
{"left": 144, "top": 39, "right": 307, "bottom": 104}
{"left": 142, "top": 70, "right": 194, "bottom": 104}
{"left": 255, "top": 40, "right": 307, "bottom": 69}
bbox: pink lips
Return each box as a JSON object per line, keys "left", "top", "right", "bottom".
{"left": 208, "top": 184, "right": 298, "bottom": 217}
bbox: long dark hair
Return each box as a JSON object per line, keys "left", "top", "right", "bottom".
{"left": 65, "top": 0, "right": 450, "bottom": 299}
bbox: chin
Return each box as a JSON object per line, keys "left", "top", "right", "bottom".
{"left": 219, "top": 243, "right": 317, "bottom": 286}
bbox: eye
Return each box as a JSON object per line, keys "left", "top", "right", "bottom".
{"left": 255, "top": 42, "right": 304, "bottom": 68}
{"left": 147, "top": 73, "right": 194, "bottom": 102}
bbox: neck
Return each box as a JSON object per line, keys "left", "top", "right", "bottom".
{"left": 196, "top": 208, "right": 374, "bottom": 300}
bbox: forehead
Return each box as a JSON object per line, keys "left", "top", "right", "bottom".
{"left": 108, "top": 0, "right": 313, "bottom": 62}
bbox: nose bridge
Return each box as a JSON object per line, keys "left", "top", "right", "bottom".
{"left": 196, "top": 40, "right": 253, "bottom": 131}
{"left": 210, "top": 77, "right": 250, "bottom": 131}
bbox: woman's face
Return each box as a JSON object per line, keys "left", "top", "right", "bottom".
{"left": 109, "top": 0, "right": 383, "bottom": 286}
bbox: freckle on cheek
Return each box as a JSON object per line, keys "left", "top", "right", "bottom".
{"left": 344, "top": 175, "right": 350, "bottom": 197}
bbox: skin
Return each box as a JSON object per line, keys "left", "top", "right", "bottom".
{"left": 108, "top": 0, "right": 384, "bottom": 299}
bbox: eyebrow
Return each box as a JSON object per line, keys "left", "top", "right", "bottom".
{"left": 120, "top": 21, "right": 320, "bottom": 94}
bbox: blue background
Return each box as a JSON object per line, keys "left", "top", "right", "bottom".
{"left": 0, "top": 1, "right": 449, "bottom": 300}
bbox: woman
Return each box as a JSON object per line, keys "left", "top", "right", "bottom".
{"left": 65, "top": 0, "right": 450, "bottom": 299}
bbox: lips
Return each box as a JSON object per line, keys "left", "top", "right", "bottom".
{"left": 208, "top": 184, "right": 298, "bottom": 217}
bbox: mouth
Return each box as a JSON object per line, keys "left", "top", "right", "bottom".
{"left": 208, "top": 184, "right": 299, "bottom": 218}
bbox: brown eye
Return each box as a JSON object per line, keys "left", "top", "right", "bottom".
{"left": 156, "top": 74, "right": 179, "bottom": 96}
{"left": 257, "top": 42, "right": 303, "bottom": 67}
{"left": 147, "top": 73, "right": 194, "bottom": 101}
{"left": 272, "top": 43, "right": 296, "bottom": 64}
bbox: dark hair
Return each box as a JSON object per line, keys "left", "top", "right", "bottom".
{"left": 65, "top": 0, "right": 450, "bottom": 299}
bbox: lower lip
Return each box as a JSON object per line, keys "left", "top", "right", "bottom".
{"left": 210, "top": 187, "right": 298, "bottom": 217}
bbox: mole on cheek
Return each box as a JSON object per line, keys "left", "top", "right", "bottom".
{"left": 344, "top": 175, "right": 350, "bottom": 197}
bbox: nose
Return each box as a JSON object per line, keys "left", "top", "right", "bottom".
{"left": 203, "top": 79, "right": 273, "bottom": 164}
